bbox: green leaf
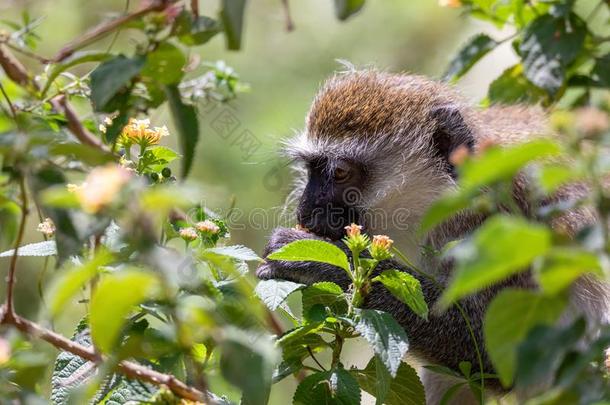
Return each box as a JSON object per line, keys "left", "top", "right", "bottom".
{"left": 293, "top": 368, "right": 361, "bottom": 405}
{"left": 90, "top": 55, "right": 144, "bottom": 112}
{"left": 484, "top": 289, "right": 566, "bottom": 386}
{"left": 267, "top": 239, "right": 351, "bottom": 275}
{"left": 519, "top": 13, "right": 587, "bottom": 96}
{"left": 90, "top": 270, "right": 159, "bottom": 353}
{"left": 334, "top": 0, "right": 365, "bottom": 21}
{"left": 419, "top": 191, "right": 471, "bottom": 234}
{"left": 220, "top": 0, "right": 246, "bottom": 50}
{"left": 51, "top": 318, "right": 94, "bottom": 404}
{"left": 206, "top": 245, "right": 261, "bottom": 261}
{"left": 179, "top": 15, "right": 222, "bottom": 46}
{"left": 47, "top": 249, "right": 113, "bottom": 316}
{"left": 49, "top": 142, "right": 116, "bottom": 166}
{"left": 515, "top": 318, "right": 585, "bottom": 389}
{"left": 441, "top": 215, "right": 551, "bottom": 306}
{"left": 255, "top": 279, "right": 305, "bottom": 311}
{"left": 353, "top": 357, "right": 425, "bottom": 405}
{"left": 373, "top": 270, "right": 428, "bottom": 320}
{"left": 444, "top": 34, "right": 497, "bottom": 82}
{"left": 592, "top": 54, "right": 610, "bottom": 87}
{"left": 164, "top": 84, "right": 199, "bottom": 178}
{"left": 220, "top": 333, "right": 276, "bottom": 405}
{"left": 99, "top": 377, "right": 157, "bottom": 404}
{"left": 0, "top": 240, "right": 56, "bottom": 257}
{"left": 536, "top": 248, "right": 602, "bottom": 294}
{"left": 460, "top": 140, "right": 562, "bottom": 192}
{"left": 488, "top": 64, "right": 546, "bottom": 105}
{"left": 42, "top": 50, "right": 112, "bottom": 96}
{"left": 354, "top": 309, "right": 409, "bottom": 377}
{"left": 141, "top": 42, "right": 186, "bottom": 85}
{"left": 302, "top": 282, "right": 348, "bottom": 319}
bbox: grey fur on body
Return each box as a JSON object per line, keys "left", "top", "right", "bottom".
{"left": 256, "top": 69, "right": 610, "bottom": 403}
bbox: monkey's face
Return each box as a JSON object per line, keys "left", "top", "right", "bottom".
{"left": 297, "top": 157, "right": 367, "bottom": 240}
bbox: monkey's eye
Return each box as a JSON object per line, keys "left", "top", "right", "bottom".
{"left": 334, "top": 163, "right": 351, "bottom": 183}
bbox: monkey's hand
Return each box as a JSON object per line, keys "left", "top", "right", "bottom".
{"left": 256, "top": 227, "right": 351, "bottom": 288}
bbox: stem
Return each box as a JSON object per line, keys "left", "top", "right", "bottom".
{"left": 330, "top": 333, "right": 343, "bottom": 368}
{"left": 0, "top": 310, "right": 205, "bottom": 401}
{"left": 280, "top": 0, "right": 294, "bottom": 32}
{"left": 306, "top": 346, "right": 327, "bottom": 371}
{"left": 392, "top": 247, "right": 485, "bottom": 403}
{"left": 0, "top": 81, "right": 17, "bottom": 120}
{"left": 5, "top": 176, "right": 28, "bottom": 318}
{"left": 50, "top": 95, "right": 109, "bottom": 152}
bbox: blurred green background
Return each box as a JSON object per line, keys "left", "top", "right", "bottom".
{"left": 0, "top": 0, "right": 506, "bottom": 401}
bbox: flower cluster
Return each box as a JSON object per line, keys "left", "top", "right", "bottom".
{"left": 343, "top": 223, "right": 369, "bottom": 253}
{"left": 369, "top": 235, "right": 394, "bottom": 261}
{"left": 180, "top": 220, "right": 222, "bottom": 244}
{"left": 117, "top": 118, "right": 169, "bottom": 148}
{"left": 37, "top": 217, "right": 56, "bottom": 237}
{"left": 343, "top": 223, "right": 394, "bottom": 260}
{"left": 68, "top": 164, "right": 131, "bottom": 213}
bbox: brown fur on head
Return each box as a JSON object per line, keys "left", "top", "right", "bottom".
{"left": 286, "top": 69, "right": 483, "bottom": 246}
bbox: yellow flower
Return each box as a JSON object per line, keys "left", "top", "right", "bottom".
{"left": 370, "top": 235, "right": 394, "bottom": 260}
{"left": 195, "top": 220, "right": 220, "bottom": 235}
{"left": 344, "top": 223, "right": 363, "bottom": 238}
{"left": 179, "top": 227, "right": 198, "bottom": 241}
{"left": 120, "top": 118, "right": 169, "bottom": 147}
{"left": 37, "top": 218, "right": 56, "bottom": 237}
{"left": 75, "top": 165, "right": 131, "bottom": 213}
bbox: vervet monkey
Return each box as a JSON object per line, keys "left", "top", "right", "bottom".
{"left": 256, "top": 69, "right": 610, "bottom": 404}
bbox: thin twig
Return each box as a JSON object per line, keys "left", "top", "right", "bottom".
{"left": 191, "top": 0, "right": 199, "bottom": 17}
{"left": 4, "top": 42, "right": 50, "bottom": 64}
{"left": 0, "top": 44, "right": 33, "bottom": 88}
{"left": 0, "top": 311, "right": 205, "bottom": 401}
{"left": 280, "top": 0, "right": 294, "bottom": 32}
{"left": 50, "top": 95, "right": 109, "bottom": 152}
{"left": 5, "top": 177, "right": 28, "bottom": 318}
{"left": 306, "top": 346, "right": 326, "bottom": 371}
{"left": 53, "top": 0, "right": 173, "bottom": 62}
{"left": 0, "top": 82, "right": 17, "bottom": 120}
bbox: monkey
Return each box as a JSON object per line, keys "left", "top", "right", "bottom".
{"left": 256, "top": 68, "right": 610, "bottom": 404}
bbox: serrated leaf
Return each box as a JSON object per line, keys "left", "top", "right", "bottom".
{"left": 206, "top": 245, "right": 261, "bottom": 261}
{"left": 373, "top": 270, "right": 428, "bottom": 320}
{"left": 90, "top": 55, "right": 144, "bottom": 112}
{"left": 51, "top": 318, "right": 95, "bottom": 405}
{"left": 302, "top": 281, "right": 348, "bottom": 320}
{"left": 164, "top": 84, "right": 199, "bottom": 178}
{"left": 255, "top": 279, "right": 304, "bottom": 311}
{"left": 220, "top": 0, "right": 246, "bottom": 50}
{"left": 47, "top": 248, "right": 113, "bottom": 316}
{"left": 519, "top": 13, "right": 587, "bottom": 95}
{"left": 334, "top": 0, "right": 365, "bottom": 21}
{"left": 488, "top": 64, "right": 545, "bottom": 105}
{"left": 353, "top": 357, "right": 425, "bottom": 405}
{"left": 0, "top": 240, "right": 56, "bottom": 257}
{"left": 484, "top": 289, "right": 566, "bottom": 386}
{"left": 293, "top": 369, "right": 361, "bottom": 405}
{"left": 141, "top": 42, "right": 186, "bottom": 85}
{"left": 90, "top": 270, "right": 160, "bottom": 353}
{"left": 444, "top": 34, "right": 497, "bottom": 82}
{"left": 100, "top": 377, "right": 157, "bottom": 404}
{"left": 441, "top": 215, "right": 551, "bottom": 306}
{"left": 354, "top": 309, "right": 409, "bottom": 377}
{"left": 419, "top": 191, "right": 470, "bottom": 234}
{"left": 267, "top": 239, "right": 351, "bottom": 275}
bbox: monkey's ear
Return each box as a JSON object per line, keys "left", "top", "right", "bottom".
{"left": 429, "top": 104, "right": 475, "bottom": 177}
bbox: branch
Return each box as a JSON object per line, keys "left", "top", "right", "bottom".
{"left": 280, "top": 0, "right": 295, "bottom": 32}
{"left": 0, "top": 310, "right": 206, "bottom": 402}
{"left": 191, "top": 0, "right": 199, "bottom": 17}
{"left": 0, "top": 44, "right": 36, "bottom": 89}
{"left": 50, "top": 95, "right": 109, "bottom": 152}
{"left": 52, "top": 0, "right": 174, "bottom": 62}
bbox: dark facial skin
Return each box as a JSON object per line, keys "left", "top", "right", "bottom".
{"left": 296, "top": 157, "right": 367, "bottom": 240}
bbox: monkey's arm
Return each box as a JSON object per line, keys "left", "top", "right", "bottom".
{"left": 256, "top": 227, "right": 512, "bottom": 374}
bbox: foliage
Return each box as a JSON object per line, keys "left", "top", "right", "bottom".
{"left": 0, "top": 0, "right": 608, "bottom": 404}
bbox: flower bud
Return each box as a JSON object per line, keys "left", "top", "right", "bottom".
{"left": 179, "top": 227, "right": 198, "bottom": 242}
{"left": 343, "top": 223, "right": 369, "bottom": 252}
{"left": 369, "top": 235, "right": 394, "bottom": 261}
{"left": 37, "top": 218, "right": 56, "bottom": 238}
{"left": 195, "top": 220, "right": 220, "bottom": 235}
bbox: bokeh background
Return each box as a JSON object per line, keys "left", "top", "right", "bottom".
{"left": 0, "top": 0, "right": 517, "bottom": 401}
